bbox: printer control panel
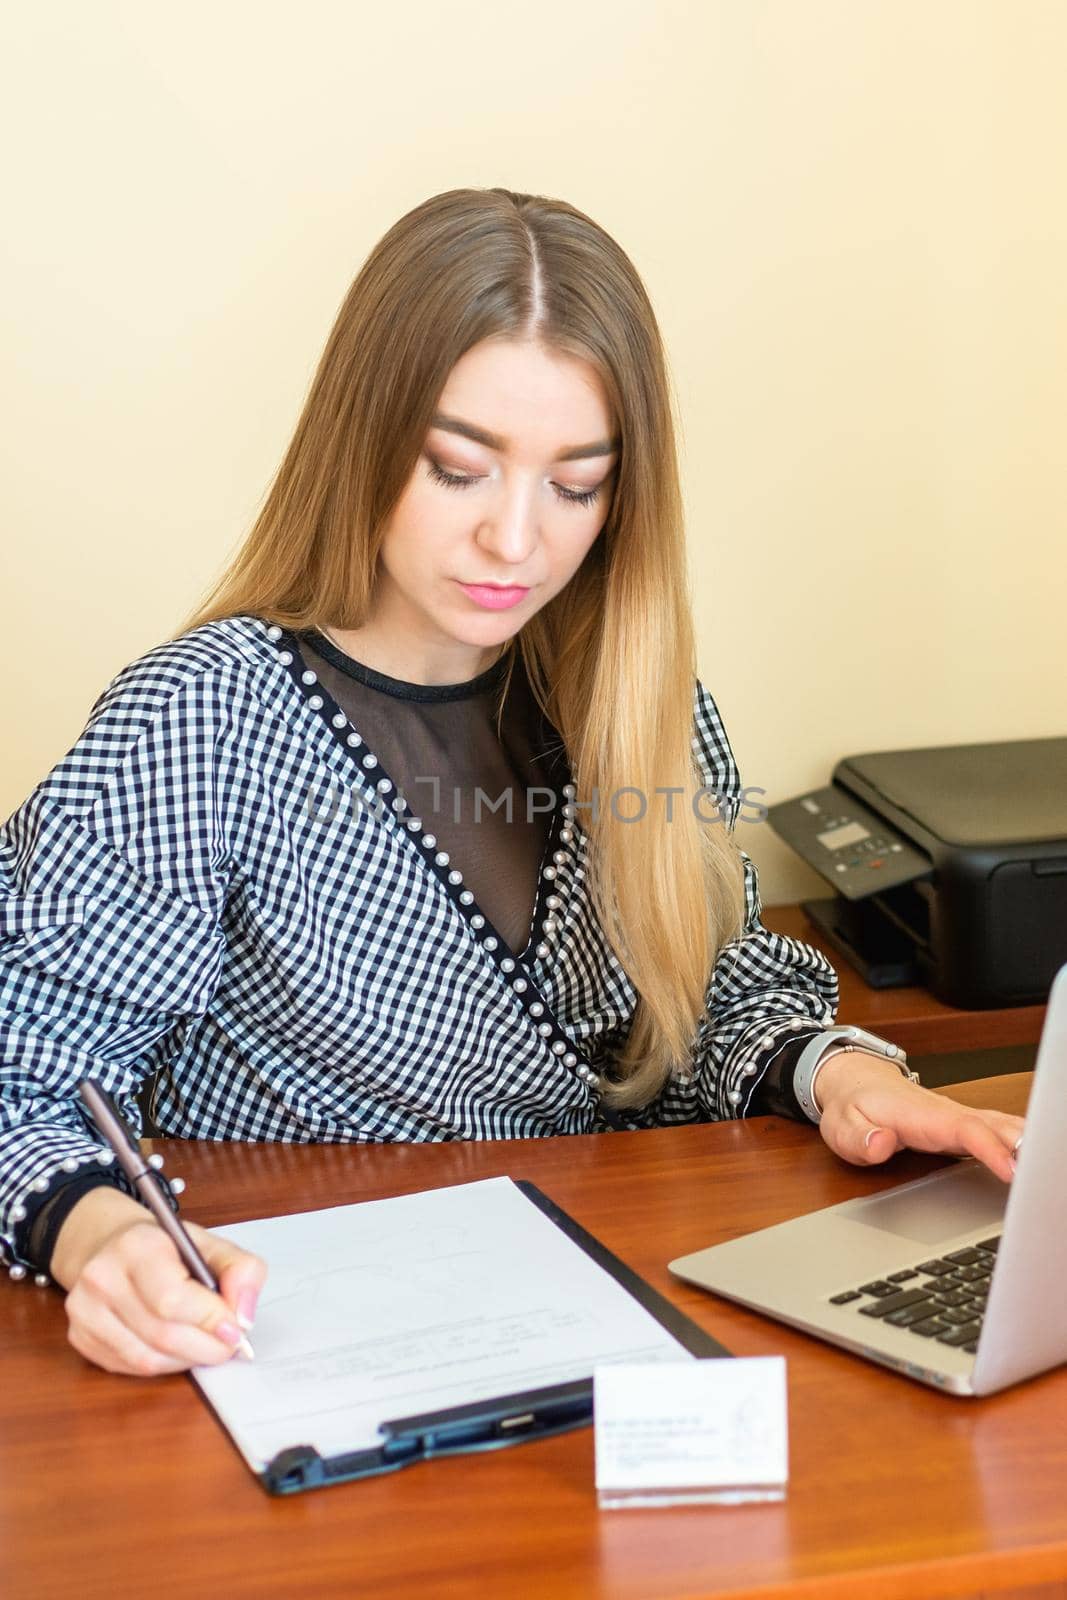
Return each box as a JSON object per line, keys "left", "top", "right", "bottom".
{"left": 767, "top": 786, "right": 932, "bottom": 901}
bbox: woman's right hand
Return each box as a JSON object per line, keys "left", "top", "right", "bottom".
{"left": 52, "top": 1188, "right": 267, "bottom": 1377}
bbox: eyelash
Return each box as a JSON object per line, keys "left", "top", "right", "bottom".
{"left": 425, "top": 457, "right": 602, "bottom": 509}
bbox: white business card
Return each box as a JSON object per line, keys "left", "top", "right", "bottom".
{"left": 593, "top": 1357, "right": 788, "bottom": 1508}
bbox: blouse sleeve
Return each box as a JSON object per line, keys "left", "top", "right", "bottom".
{"left": 651, "top": 677, "right": 839, "bottom": 1124}
{"left": 0, "top": 661, "right": 232, "bottom": 1278}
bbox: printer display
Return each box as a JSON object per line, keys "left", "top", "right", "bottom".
{"left": 767, "top": 737, "right": 1067, "bottom": 1008}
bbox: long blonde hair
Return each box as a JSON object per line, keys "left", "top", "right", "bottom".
{"left": 179, "top": 186, "right": 746, "bottom": 1109}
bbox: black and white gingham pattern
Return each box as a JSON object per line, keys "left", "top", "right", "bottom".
{"left": 0, "top": 615, "right": 838, "bottom": 1270}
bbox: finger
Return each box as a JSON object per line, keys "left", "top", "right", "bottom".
{"left": 991, "top": 1115, "right": 1026, "bottom": 1165}
{"left": 996, "top": 1113, "right": 1027, "bottom": 1151}
{"left": 105, "top": 1273, "right": 244, "bottom": 1368}
{"left": 951, "top": 1112, "right": 1017, "bottom": 1185}
{"left": 901, "top": 1101, "right": 1020, "bottom": 1181}
{"left": 189, "top": 1223, "right": 268, "bottom": 1330}
{"left": 121, "top": 1232, "right": 248, "bottom": 1354}
{"left": 954, "top": 1108, "right": 1025, "bottom": 1148}
{"left": 860, "top": 1124, "right": 902, "bottom": 1165}
{"left": 67, "top": 1293, "right": 190, "bottom": 1378}
{"left": 821, "top": 1100, "right": 905, "bottom": 1167}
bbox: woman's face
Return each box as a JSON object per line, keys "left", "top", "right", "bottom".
{"left": 364, "top": 337, "right": 618, "bottom": 682}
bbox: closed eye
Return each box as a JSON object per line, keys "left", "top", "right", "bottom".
{"left": 425, "top": 456, "right": 603, "bottom": 509}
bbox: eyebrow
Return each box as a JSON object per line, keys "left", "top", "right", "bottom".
{"left": 430, "top": 412, "right": 620, "bottom": 462}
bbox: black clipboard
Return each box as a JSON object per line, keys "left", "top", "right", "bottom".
{"left": 245, "top": 1180, "right": 730, "bottom": 1495}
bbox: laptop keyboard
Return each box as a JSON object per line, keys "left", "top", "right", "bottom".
{"left": 826, "top": 1235, "right": 1001, "bottom": 1355}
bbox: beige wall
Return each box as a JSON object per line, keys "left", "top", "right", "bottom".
{"left": 3, "top": 1, "right": 1064, "bottom": 905}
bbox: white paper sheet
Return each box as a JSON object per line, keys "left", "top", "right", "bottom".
{"left": 192, "top": 1177, "right": 695, "bottom": 1472}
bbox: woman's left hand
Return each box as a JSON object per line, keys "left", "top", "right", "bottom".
{"left": 814, "top": 1050, "right": 1025, "bottom": 1185}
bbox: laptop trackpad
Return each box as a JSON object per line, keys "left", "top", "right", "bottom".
{"left": 841, "top": 1162, "right": 1007, "bottom": 1246}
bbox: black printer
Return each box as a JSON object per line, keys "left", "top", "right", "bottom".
{"left": 767, "top": 737, "right": 1067, "bottom": 1007}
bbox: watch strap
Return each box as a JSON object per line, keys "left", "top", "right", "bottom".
{"left": 793, "top": 1026, "right": 916, "bottom": 1124}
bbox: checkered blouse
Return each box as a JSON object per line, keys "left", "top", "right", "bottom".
{"left": 0, "top": 615, "right": 838, "bottom": 1278}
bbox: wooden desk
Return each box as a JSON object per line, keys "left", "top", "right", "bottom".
{"left": 762, "top": 904, "right": 1048, "bottom": 1056}
{"left": 3, "top": 1074, "right": 1064, "bottom": 1600}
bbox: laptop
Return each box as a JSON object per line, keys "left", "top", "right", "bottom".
{"left": 668, "top": 961, "right": 1067, "bottom": 1396}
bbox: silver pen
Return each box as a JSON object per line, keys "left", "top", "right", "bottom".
{"left": 77, "top": 1079, "right": 254, "bottom": 1360}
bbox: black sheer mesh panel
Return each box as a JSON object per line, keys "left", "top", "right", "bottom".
{"left": 295, "top": 631, "right": 556, "bottom": 957}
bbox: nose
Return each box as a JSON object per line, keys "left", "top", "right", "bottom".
{"left": 474, "top": 482, "right": 540, "bottom": 571}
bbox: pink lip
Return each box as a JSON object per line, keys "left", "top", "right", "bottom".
{"left": 457, "top": 582, "right": 530, "bottom": 611}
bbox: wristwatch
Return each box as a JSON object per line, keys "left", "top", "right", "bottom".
{"left": 792, "top": 1025, "right": 919, "bottom": 1124}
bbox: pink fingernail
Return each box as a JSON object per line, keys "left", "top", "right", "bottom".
{"left": 216, "top": 1321, "right": 242, "bottom": 1347}
{"left": 864, "top": 1128, "right": 881, "bottom": 1151}
{"left": 236, "top": 1288, "right": 258, "bottom": 1331}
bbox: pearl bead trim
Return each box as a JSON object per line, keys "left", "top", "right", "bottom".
{"left": 265, "top": 622, "right": 599, "bottom": 1099}
{"left": 2, "top": 1145, "right": 184, "bottom": 1281}
{"left": 719, "top": 1012, "right": 830, "bottom": 1118}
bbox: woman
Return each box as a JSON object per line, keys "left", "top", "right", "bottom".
{"left": 0, "top": 187, "right": 1023, "bottom": 1377}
